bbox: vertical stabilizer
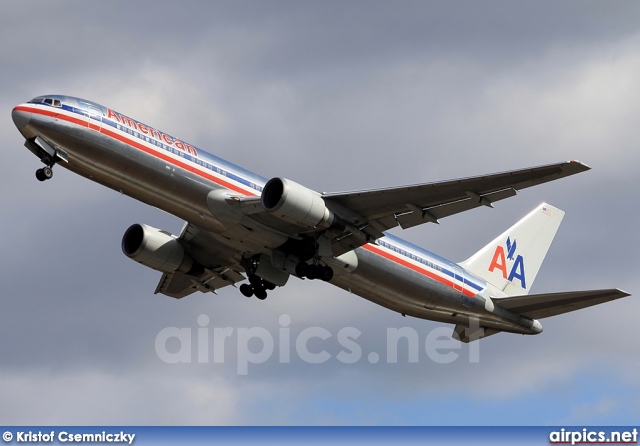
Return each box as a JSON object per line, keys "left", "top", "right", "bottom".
{"left": 459, "top": 203, "right": 564, "bottom": 296}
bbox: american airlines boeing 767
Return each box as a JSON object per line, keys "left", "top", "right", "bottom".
{"left": 12, "top": 95, "right": 629, "bottom": 342}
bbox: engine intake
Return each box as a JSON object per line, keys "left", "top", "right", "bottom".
{"left": 122, "top": 224, "right": 201, "bottom": 275}
{"left": 262, "top": 177, "right": 335, "bottom": 229}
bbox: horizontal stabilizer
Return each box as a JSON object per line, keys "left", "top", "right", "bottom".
{"left": 494, "top": 288, "right": 630, "bottom": 319}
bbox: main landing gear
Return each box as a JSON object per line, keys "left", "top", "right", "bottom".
{"left": 239, "top": 256, "right": 278, "bottom": 300}
{"left": 239, "top": 276, "right": 276, "bottom": 300}
{"left": 239, "top": 252, "right": 334, "bottom": 301}
{"left": 295, "top": 262, "right": 333, "bottom": 282}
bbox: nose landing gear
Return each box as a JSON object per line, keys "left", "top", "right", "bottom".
{"left": 35, "top": 166, "right": 53, "bottom": 182}
{"left": 24, "top": 138, "right": 62, "bottom": 182}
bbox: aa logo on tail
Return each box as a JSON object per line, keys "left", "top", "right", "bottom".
{"left": 488, "top": 237, "right": 526, "bottom": 289}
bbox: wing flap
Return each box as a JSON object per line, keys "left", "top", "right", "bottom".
{"left": 155, "top": 267, "right": 246, "bottom": 299}
{"left": 494, "top": 289, "right": 631, "bottom": 319}
{"left": 396, "top": 187, "right": 518, "bottom": 229}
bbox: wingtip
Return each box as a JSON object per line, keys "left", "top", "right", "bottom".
{"left": 567, "top": 160, "right": 592, "bottom": 171}
{"left": 616, "top": 289, "right": 632, "bottom": 298}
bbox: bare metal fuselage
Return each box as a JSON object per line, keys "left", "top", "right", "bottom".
{"left": 12, "top": 95, "right": 542, "bottom": 337}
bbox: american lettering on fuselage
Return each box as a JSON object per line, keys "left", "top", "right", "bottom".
{"left": 106, "top": 109, "right": 199, "bottom": 158}
{"left": 12, "top": 94, "right": 630, "bottom": 342}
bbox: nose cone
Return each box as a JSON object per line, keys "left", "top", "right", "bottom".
{"left": 12, "top": 106, "right": 31, "bottom": 132}
{"left": 12, "top": 106, "right": 36, "bottom": 139}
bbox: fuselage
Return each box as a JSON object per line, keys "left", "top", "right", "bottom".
{"left": 12, "top": 95, "right": 541, "bottom": 336}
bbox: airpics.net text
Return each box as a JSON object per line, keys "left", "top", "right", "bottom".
{"left": 155, "top": 314, "right": 481, "bottom": 375}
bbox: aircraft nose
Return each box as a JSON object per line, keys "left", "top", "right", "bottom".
{"left": 12, "top": 106, "right": 31, "bottom": 131}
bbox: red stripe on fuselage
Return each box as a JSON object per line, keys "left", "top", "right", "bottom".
{"left": 362, "top": 243, "right": 476, "bottom": 297}
{"left": 16, "top": 105, "right": 257, "bottom": 197}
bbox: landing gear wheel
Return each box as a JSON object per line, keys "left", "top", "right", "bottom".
{"left": 295, "top": 262, "right": 309, "bottom": 278}
{"left": 306, "top": 265, "right": 318, "bottom": 280}
{"left": 35, "top": 166, "right": 54, "bottom": 182}
{"left": 240, "top": 256, "right": 281, "bottom": 300}
{"left": 240, "top": 284, "right": 254, "bottom": 298}
{"left": 320, "top": 266, "right": 334, "bottom": 282}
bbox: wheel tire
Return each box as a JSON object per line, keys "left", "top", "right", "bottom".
{"left": 263, "top": 280, "right": 276, "bottom": 291}
{"left": 295, "top": 262, "right": 308, "bottom": 278}
{"left": 42, "top": 166, "right": 53, "bottom": 179}
{"left": 320, "top": 266, "right": 334, "bottom": 282}
{"left": 306, "top": 265, "right": 318, "bottom": 280}
{"left": 35, "top": 169, "right": 46, "bottom": 182}
{"left": 254, "top": 288, "right": 268, "bottom": 300}
{"left": 239, "top": 284, "right": 254, "bottom": 297}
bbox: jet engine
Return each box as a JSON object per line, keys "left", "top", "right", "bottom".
{"left": 121, "top": 224, "right": 202, "bottom": 275}
{"left": 261, "top": 177, "right": 336, "bottom": 229}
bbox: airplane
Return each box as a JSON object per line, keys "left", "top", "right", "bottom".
{"left": 11, "top": 94, "right": 630, "bottom": 342}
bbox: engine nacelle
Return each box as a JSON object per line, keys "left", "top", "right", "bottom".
{"left": 262, "top": 177, "right": 335, "bottom": 229}
{"left": 121, "top": 224, "right": 201, "bottom": 275}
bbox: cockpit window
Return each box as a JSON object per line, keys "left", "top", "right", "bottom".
{"left": 29, "top": 97, "right": 62, "bottom": 107}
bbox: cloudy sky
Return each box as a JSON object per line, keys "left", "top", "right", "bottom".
{"left": 1, "top": 0, "right": 639, "bottom": 426}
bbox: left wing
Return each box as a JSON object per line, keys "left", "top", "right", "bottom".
{"left": 323, "top": 161, "right": 589, "bottom": 255}
{"left": 155, "top": 267, "right": 245, "bottom": 298}
{"left": 154, "top": 223, "right": 247, "bottom": 299}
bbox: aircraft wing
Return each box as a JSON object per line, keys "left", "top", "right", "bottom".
{"left": 323, "top": 161, "right": 589, "bottom": 255}
{"left": 494, "top": 288, "right": 631, "bottom": 319}
{"left": 155, "top": 267, "right": 246, "bottom": 299}
{"left": 154, "top": 223, "right": 247, "bottom": 299}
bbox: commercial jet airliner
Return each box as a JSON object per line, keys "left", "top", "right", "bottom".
{"left": 12, "top": 95, "right": 630, "bottom": 342}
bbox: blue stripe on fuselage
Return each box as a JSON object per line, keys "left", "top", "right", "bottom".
{"left": 377, "top": 233, "right": 485, "bottom": 293}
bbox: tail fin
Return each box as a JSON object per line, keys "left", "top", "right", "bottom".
{"left": 459, "top": 203, "right": 564, "bottom": 296}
